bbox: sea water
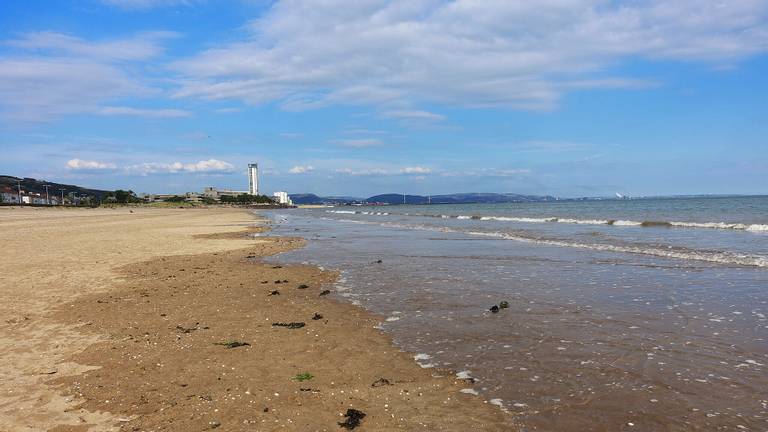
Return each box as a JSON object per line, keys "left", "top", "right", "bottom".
{"left": 263, "top": 196, "right": 768, "bottom": 431}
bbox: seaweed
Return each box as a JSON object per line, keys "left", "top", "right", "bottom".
{"left": 338, "top": 408, "right": 366, "bottom": 430}
{"left": 371, "top": 378, "right": 391, "bottom": 387}
{"left": 292, "top": 372, "right": 314, "bottom": 382}
{"left": 272, "top": 322, "right": 305, "bottom": 329}
{"left": 213, "top": 341, "right": 250, "bottom": 348}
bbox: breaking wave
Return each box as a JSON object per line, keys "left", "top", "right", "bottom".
{"left": 320, "top": 216, "right": 768, "bottom": 268}
{"left": 325, "top": 210, "right": 768, "bottom": 232}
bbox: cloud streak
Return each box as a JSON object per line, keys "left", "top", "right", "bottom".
{"left": 98, "top": 106, "right": 192, "bottom": 118}
{"left": 0, "top": 32, "right": 176, "bottom": 121}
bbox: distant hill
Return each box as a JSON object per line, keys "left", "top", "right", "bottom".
{"left": 0, "top": 175, "right": 112, "bottom": 199}
{"left": 291, "top": 192, "right": 557, "bottom": 205}
{"left": 290, "top": 194, "right": 364, "bottom": 205}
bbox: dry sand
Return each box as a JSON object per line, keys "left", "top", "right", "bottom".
{"left": 0, "top": 207, "right": 514, "bottom": 431}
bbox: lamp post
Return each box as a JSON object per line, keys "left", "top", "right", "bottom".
{"left": 17, "top": 180, "right": 22, "bottom": 205}
{"left": 43, "top": 184, "right": 50, "bottom": 205}
{"left": 59, "top": 188, "right": 65, "bottom": 206}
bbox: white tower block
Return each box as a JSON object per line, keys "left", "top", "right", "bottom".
{"left": 248, "top": 163, "right": 259, "bottom": 195}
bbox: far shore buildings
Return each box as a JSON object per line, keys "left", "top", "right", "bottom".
{"left": 273, "top": 191, "right": 292, "bottom": 205}
{"left": 144, "top": 162, "right": 294, "bottom": 205}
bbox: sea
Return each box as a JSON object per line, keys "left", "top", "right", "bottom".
{"left": 261, "top": 196, "right": 768, "bottom": 431}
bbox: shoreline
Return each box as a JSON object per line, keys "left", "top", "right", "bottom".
{"left": 0, "top": 207, "right": 513, "bottom": 431}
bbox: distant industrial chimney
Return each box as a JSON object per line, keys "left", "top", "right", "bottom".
{"left": 248, "top": 163, "right": 259, "bottom": 195}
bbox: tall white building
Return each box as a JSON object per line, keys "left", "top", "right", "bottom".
{"left": 248, "top": 163, "right": 259, "bottom": 195}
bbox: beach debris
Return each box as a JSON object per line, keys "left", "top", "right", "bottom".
{"left": 261, "top": 281, "right": 269, "bottom": 284}
{"left": 246, "top": 255, "right": 256, "bottom": 258}
{"left": 282, "top": 279, "right": 289, "bottom": 283}
{"left": 272, "top": 265, "right": 283, "bottom": 269}
{"left": 176, "top": 324, "right": 198, "bottom": 333}
{"left": 499, "top": 301, "right": 510, "bottom": 309}
{"left": 312, "top": 313, "right": 323, "bottom": 320}
{"left": 274, "top": 280, "right": 282, "bottom": 284}
{"left": 292, "top": 372, "right": 314, "bottom": 382}
{"left": 319, "top": 290, "right": 331, "bottom": 296}
{"left": 207, "top": 420, "right": 221, "bottom": 429}
{"left": 272, "top": 322, "right": 306, "bottom": 329}
{"left": 489, "top": 305, "right": 500, "bottom": 313}
{"left": 213, "top": 341, "right": 250, "bottom": 349}
{"left": 375, "top": 259, "right": 383, "bottom": 264}
{"left": 297, "top": 284, "right": 310, "bottom": 289}
{"left": 268, "top": 290, "right": 280, "bottom": 296}
{"left": 371, "top": 378, "right": 391, "bottom": 387}
{"left": 263, "top": 407, "right": 269, "bottom": 412}
{"left": 300, "top": 388, "right": 320, "bottom": 392}
{"left": 338, "top": 408, "right": 366, "bottom": 430}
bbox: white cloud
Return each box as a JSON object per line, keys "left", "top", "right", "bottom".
{"left": 172, "top": 1, "right": 768, "bottom": 111}
{"left": 66, "top": 158, "right": 117, "bottom": 170}
{"left": 98, "top": 106, "right": 192, "bottom": 118}
{"left": 288, "top": 165, "right": 314, "bottom": 174}
{"left": 0, "top": 32, "right": 172, "bottom": 121}
{"left": 400, "top": 166, "right": 432, "bottom": 174}
{"left": 331, "top": 138, "right": 384, "bottom": 148}
{"left": 334, "top": 168, "right": 390, "bottom": 176}
{"left": 334, "top": 165, "right": 431, "bottom": 176}
{"left": 126, "top": 159, "right": 235, "bottom": 175}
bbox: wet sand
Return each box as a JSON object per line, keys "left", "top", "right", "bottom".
{"left": 0, "top": 207, "right": 512, "bottom": 431}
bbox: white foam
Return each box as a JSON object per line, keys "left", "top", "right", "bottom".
{"left": 456, "top": 370, "right": 473, "bottom": 380}
{"left": 557, "top": 218, "right": 610, "bottom": 225}
{"left": 324, "top": 208, "right": 768, "bottom": 234}
{"left": 613, "top": 220, "right": 643, "bottom": 226}
{"left": 414, "top": 353, "right": 432, "bottom": 361}
{"left": 460, "top": 388, "right": 479, "bottom": 395}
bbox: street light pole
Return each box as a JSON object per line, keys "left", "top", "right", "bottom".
{"left": 59, "top": 188, "right": 65, "bottom": 206}
{"left": 43, "top": 184, "right": 50, "bottom": 205}
{"left": 17, "top": 180, "right": 22, "bottom": 205}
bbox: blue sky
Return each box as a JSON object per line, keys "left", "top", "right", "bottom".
{"left": 1, "top": 0, "right": 766, "bottom": 198}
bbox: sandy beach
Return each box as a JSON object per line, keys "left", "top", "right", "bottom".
{"left": 0, "top": 207, "right": 512, "bottom": 431}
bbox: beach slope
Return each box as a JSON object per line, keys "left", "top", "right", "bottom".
{"left": 0, "top": 207, "right": 512, "bottom": 431}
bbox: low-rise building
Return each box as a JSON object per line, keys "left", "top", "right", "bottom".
{"left": 273, "top": 191, "right": 293, "bottom": 205}
{"left": 202, "top": 187, "right": 248, "bottom": 201}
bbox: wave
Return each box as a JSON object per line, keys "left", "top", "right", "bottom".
{"left": 324, "top": 210, "right": 768, "bottom": 232}
{"left": 320, "top": 216, "right": 768, "bottom": 268}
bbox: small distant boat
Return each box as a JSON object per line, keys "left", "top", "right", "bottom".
{"left": 615, "top": 192, "right": 630, "bottom": 199}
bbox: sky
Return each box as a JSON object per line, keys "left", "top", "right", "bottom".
{"left": 0, "top": 0, "right": 766, "bottom": 198}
